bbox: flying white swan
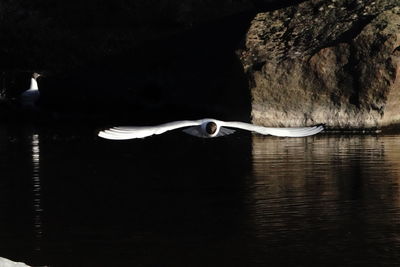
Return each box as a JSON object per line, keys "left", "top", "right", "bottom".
{"left": 20, "top": 72, "right": 41, "bottom": 109}
{"left": 98, "top": 118, "right": 324, "bottom": 140}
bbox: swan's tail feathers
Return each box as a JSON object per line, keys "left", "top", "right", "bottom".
{"left": 182, "top": 126, "right": 206, "bottom": 138}
{"left": 216, "top": 127, "right": 235, "bottom": 137}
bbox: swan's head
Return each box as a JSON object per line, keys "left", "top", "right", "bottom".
{"left": 205, "top": 121, "right": 217, "bottom": 135}
{"left": 32, "top": 72, "right": 41, "bottom": 80}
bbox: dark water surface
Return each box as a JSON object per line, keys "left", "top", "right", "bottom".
{"left": 0, "top": 123, "right": 399, "bottom": 266}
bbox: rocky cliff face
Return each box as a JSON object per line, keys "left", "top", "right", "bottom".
{"left": 240, "top": 0, "right": 399, "bottom": 128}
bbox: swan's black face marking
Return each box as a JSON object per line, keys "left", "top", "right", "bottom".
{"left": 205, "top": 122, "right": 217, "bottom": 135}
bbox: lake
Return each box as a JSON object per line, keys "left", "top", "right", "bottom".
{"left": 0, "top": 123, "right": 399, "bottom": 266}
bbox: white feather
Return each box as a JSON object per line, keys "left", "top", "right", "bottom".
{"left": 99, "top": 120, "right": 202, "bottom": 140}
{"left": 220, "top": 121, "right": 324, "bottom": 137}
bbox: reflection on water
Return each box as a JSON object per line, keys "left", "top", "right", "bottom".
{"left": 251, "top": 135, "right": 400, "bottom": 266}
{"left": 0, "top": 125, "right": 399, "bottom": 266}
{"left": 31, "top": 133, "right": 43, "bottom": 251}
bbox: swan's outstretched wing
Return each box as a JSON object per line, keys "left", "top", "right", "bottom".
{"left": 98, "top": 120, "right": 202, "bottom": 140}
{"left": 220, "top": 121, "right": 324, "bottom": 137}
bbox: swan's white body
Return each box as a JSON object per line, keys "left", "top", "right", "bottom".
{"left": 98, "top": 118, "right": 324, "bottom": 140}
{"left": 20, "top": 75, "right": 40, "bottom": 109}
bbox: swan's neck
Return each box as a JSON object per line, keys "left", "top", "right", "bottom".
{"left": 29, "top": 77, "right": 39, "bottom": 91}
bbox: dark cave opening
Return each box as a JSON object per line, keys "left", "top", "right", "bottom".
{"left": 36, "top": 11, "right": 255, "bottom": 124}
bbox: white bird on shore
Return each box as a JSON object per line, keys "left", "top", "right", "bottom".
{"left": 0, "top": 256, "right": 30, "bottom": 267}
{"left": 98, "top": 118, "right": 324, "bottom": 140}
{"left": 20, "top": 72, "right": 41, "bottom": 109}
